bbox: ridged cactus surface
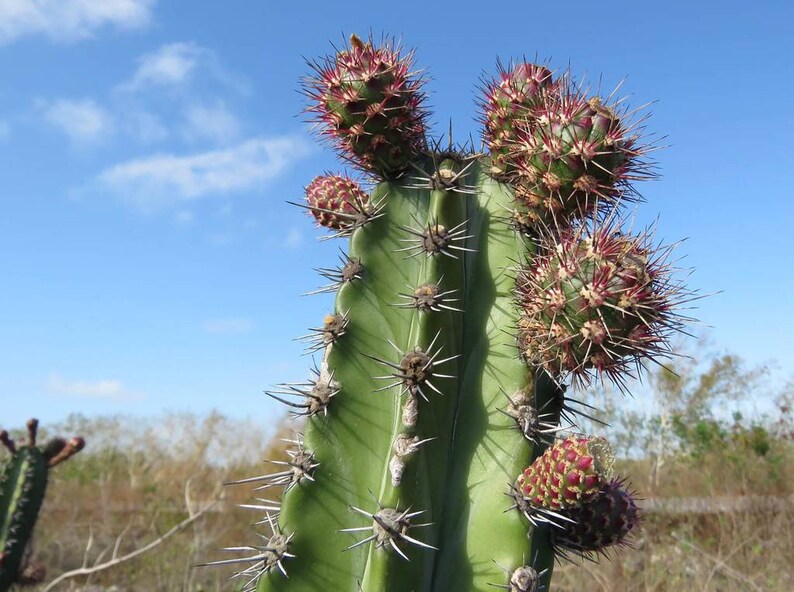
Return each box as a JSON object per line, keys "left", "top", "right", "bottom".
{"left": 208, "top": 35, "right": 692, "bottom": 592}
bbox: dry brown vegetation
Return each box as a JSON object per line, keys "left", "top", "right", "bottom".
{"left": 8, "top": 352, "right": 794, "bottom": 591}
{"left": 554, "top": 450, "right": 794, "bottom": 591}
{"left": 17, "top": 412, "right": 296, "bottom": 592}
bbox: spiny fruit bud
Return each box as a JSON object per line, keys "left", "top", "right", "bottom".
{"left": 501, "top": 79, "right": 651, "bottom": 226}
{"left": 305, "top": 174, "right": 370, "bottom": 230}
{"left": 553, "top": 479, "right": 639, "bottom": 554}
{"left": 516, "top": 435, "right": 614, "bottom": 510}
{"left": 517, "top": 222, "right": 684, "bottom": 386}
{"left": 305, "top": 34, "right": 427, "bottom": 177}
{"left": 481, "top": 62, "right": 556, "bottom": 178}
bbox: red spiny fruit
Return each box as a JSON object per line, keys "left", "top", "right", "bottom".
{"left": 305, "top": 34, "right": 427, "bottom": 177}
{"left": 481, "top": 62, "right": 556, "bottom": 178}
{"left": 553, "top": 479, "right": 639, "bottom": 554}
{"left": 305, "top": 174, "right": 370, "bottom": 230}
{"left": 516, "top": 435, "right": 614, "bottom": 510}
{"left": 516, "top": 221, "right": 685, "bottom": 387}
{"left": 501, "top": 76, "right": 652, "bottom": 226}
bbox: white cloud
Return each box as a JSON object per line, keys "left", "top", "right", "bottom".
{"left": 125, "top": 110, "right": 168, "bottom": 143}
{"left": 47, "top": 374, "right": 146, "bottom": 401}
{"left": 183, "top": 102, "right": 240, "bottom": 143}
{"left": 203, "top": 318, "right": 253, "bottom": 334}
{"left": 121, "top": 42, "right": 203, "bottom": 90}
{"left": 43, "top": 98, "right": 113, "bottom": 144}
{"left": 285, "top": 227, "right": 303, "bottom": 249}
{"left": 95, "top": 135, "right": 310, "bottom": 209}
{"left": 174, "top": 210, "right": 194, "bottom": 225}
{"left": 205, "top": 233, "right": 232, "bottom": 246}
{"left": 0, "top": 0, "right": 154, "bottom": 45}
{"left": 118, "top": 41, "right": 249, "bottom": 95}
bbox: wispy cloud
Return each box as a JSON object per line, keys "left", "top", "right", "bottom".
{"left": 0, "top": 0, "right": 154, "bottom": 45}
{"left": 285, "top": 227, "right": 304, "bottom": 250}
{"left": 42, "top": 98, "right": 114, "bottom": 144}
{"left": 118, "top": 41, "right": 249, "bottom": 95}
{"left": 38, "top": 41, "right": 250, "bottom": 153}
{"left": 121, "top": 42, "right": 203, "bottom": 90}
{"left": 174, "top": 210, "right": 194, "bottom": 225}
{"left": 203, "top": 318, "right": 253, "bottom": 334}
{"left": 95, "top": 135, "right": 310, "bottom": 209}
{"left": 182, "top": 101, "right": 240, "bottom": 144}
{"left": 47, "top": 374, "right": 146, "bottom": 401}
{"left": 124, "top": 110, "right": 169, "bottom": 143}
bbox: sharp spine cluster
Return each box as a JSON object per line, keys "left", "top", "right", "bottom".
{"left": 307, "top": 252, "right": 364, "bottom": 295}
{"left": 264, "top": 362, "right": 340, "bottom": 418}
{"left": 396, "top": 218, "right": 474, "bottom": 259}
{"left": 227, "top": 438, "right": 318, "bottom": 493}
{"left": 200, "top": 513, "right": 295, "bottom": 592}
{"left": 340, "top": 505, "right": 435, "bottom": 560}
{"left": 393, "top": 280, "right": 462, "bottom": 313}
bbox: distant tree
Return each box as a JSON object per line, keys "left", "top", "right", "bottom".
{"left": 581, "top": 340, "right": 785, "bottom": 490}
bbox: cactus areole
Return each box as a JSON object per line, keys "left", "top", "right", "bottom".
{"left": 209, "top": 35, "right": 692, "bottom": 592}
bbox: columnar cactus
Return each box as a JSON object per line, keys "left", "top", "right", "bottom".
{"left": 209, "top": 35, "right": 691, "bottom": 592}
{"left": 0, "top": 419, "right": 85, "bottom": 591}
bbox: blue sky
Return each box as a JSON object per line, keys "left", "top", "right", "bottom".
{"left": 1, "top": 0, "right": 792, "bottom": 428}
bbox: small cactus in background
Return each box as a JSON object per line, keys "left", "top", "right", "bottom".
{"left": 207, "top": 34, "right": 693, "bottom": 591}
{"left": 0, "top": 419, "right": 85, "bottom": 591}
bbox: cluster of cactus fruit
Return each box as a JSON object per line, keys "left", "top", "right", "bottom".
{"left": 0, "top": 419, "right": 85, "bottom": 591}
{"left": 207, "top": 34, "right": 691, "bottom": 592}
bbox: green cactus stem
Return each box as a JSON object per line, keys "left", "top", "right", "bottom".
{"left": 0, "top": 419, "right": 85, "bottom": 591}
{"left": 207, "top": 34, "right": 692, "bottom": 592}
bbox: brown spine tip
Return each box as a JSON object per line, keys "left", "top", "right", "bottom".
{"left": 0, "top": 430, "right": 16, "bottom": 454}
{"left": 26, "top": 418, "right": 39, "bottom": 447}
{"left": 349, "top": 34, "right": 365, "bottom": 50}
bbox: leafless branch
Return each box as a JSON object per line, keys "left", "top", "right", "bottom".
{"left": 671, "top": 533, "right": 763, "bottom": 592}
{"left": 42, "top": 479, "right": 221, "bottom": 592}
